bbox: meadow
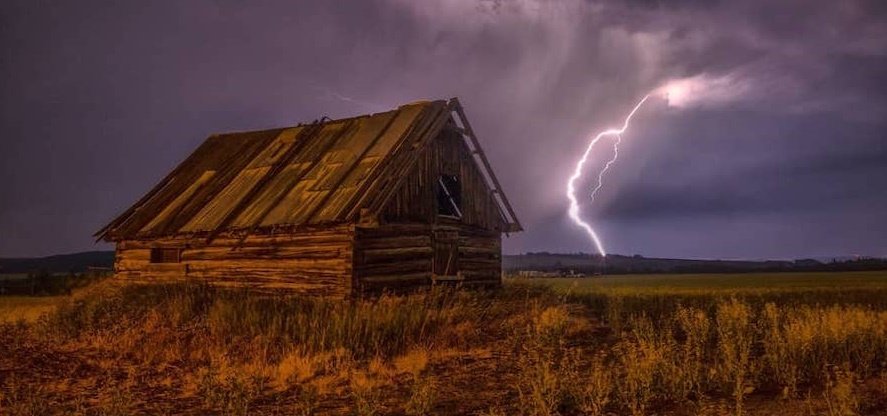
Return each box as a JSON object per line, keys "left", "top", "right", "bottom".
{"left": 1, "top": 271, "right": 886, "bottom": 415}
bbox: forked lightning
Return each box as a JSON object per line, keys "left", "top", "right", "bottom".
{"left": 566, "top": 95, "right": 650, "bottom": 257}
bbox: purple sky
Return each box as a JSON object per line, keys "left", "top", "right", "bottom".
{"left": 2, "top": 0, "right": 886, "bottom": 259}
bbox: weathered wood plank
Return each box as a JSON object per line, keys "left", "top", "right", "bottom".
{"left": 120, "top": 230, "right": 353, "bottom": 249}
{"left": 359, "top": 273, "right": 431, "bottom": 284}
{"left": 356, "top": 235, "right": 431, "bottom": 250}
{"left": 183, "top": 244, "right": 349, "bottom": 261}
{"left": 360, "top": 246, "right": 433, "bottom": 262}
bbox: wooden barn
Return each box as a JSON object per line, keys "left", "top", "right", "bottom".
{"left": 95, "top": 98, "right": 521, "bottom": 296}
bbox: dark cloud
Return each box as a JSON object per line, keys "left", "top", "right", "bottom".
{"left": 1, "top": 0, "right": 885, "bottom": 259}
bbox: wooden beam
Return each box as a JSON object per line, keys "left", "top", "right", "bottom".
{"left": 432, "top": 274, "right": 464, "bottom": 282}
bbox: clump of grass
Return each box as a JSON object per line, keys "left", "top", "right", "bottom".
{"left": 676, "top": 306, "right": 712, "bottom": 398}
{"left": 275, "top": 348, "right": 323, "bottom": 388}
{"left": 761, "top": 302, "right": 800, "bottom": 397}
{"left": 394, "top": 348, "right": 430, "bottom": 378}
{"left": 349, "top": 371, "right": 382, "bottom": 416}
{"left": 196, "top": 364, "right": 261, "bottom": 416}
{"left": 715, "top": 299, "right": 754, "bottom": 414}
{"left": 514, "top": 303, "right": 576, "bottom": 416}
{"left": 515, "top": 334, "right": 562, "bottom": 415}
{"left": 570, "top": 352, "right": 612, "bottom": 416}
{"left": 292, "top": 384, "right": 321, "bottom": 416}
{"left": 0, "top": 378, "right": 50, "bottom": 416}
{"left": 405, "top": 375, "right": 437, "bottom": 415}
{"left": 614, "top": 336, "right": 665, "bottom": 416}
{"left": 393, "top": 347, "right": 436, "bottom": 415}
{"left": 823, "top": 367, "right": 858, "bottom": 416}
{"left": 94, "top": 385, "right": 135, "bottom": 416}
{"left": 478, "top": 405, "right": 508, "bottom": 416}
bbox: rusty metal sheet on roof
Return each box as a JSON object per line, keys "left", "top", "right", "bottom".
{"left": 140, "top": 170, "right": 216, "bottom": 233}
{"left": 99, "top": 102, "right": 445, "bottom": 239}
{"left": 181, "top": 127, "right": 304, "bottom": 232}
{"left": 310, "top": 104, "right": 426, "bottom": 222}
{"left": 120, "top": 129, "right": 280, "bottom": 237}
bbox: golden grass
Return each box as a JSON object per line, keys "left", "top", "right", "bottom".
{"left": 1, "top": 273, "right": 887, "bottom": 414}
{"left": 0, "top": 296, "right": 65, "bottom": 323}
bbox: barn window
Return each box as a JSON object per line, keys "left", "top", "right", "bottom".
{"left": 150, "top": 248, "right": 181, "bottom": 263}
{"left": 437, "top": 175, "right": 462, "bottom": 218}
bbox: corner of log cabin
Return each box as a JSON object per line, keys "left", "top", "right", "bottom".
{"left": 354, "top": 126, "right": 506, "bottom": 293}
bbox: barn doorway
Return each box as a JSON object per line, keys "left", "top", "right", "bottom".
{"left": 433, "top": 230, "right": 461, "bottom": 281}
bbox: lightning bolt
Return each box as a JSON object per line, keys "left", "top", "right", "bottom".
{"left": 566, "top": 95, "right": 650, "bottom": 257}
{"left": 590, "top": 134, "right": 621, "bottom": 205}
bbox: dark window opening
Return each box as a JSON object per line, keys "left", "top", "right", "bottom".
{"left": 437, "top": 175, "right": 462, "bottom": 218}
{"left": 150, "top": 248, "right": 181, "bottom": 264}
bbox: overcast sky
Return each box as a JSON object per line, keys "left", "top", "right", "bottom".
{"left": 2, "top": 0, "right": 885, "bottom": 259}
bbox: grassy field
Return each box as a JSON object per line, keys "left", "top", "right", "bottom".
{"left": 1, "top": 272, "right": 886, "bottom": 415}
{"left": 519, "top": 271, "right": 887, "bottom": 292}
{"left": 0, "top": 276, "right": 81, "bottom": 324}
{"left": 0, "top": 295, "right": 67, "bottom": 323}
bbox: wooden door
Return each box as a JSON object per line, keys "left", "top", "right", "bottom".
{"left": 433, "top": 230, "right": 460, "bottom": 279}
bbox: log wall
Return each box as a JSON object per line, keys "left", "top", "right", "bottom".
{"left": 114, "top": 224, "right": 354, "bottom": 297}
{"left": 354, "top": 224, "right": 433, "bottom": 293}
{"left": 453, "top": 226, "right": 502, "bottom": 285}
{"left": 353, "top": 223, "right": 501, "bottom": 293}
{"left": 361, "top": 127, "right": 505, "bottom": 292}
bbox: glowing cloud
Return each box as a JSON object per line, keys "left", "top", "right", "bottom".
{"left": 566, "top": 95, "right": 649, "bottom": 256}
{"left": 656, "top": 73, "right": 749, "bottom": 108}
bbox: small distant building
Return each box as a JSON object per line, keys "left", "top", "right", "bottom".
{"left": 515, "top": 270, "right": 562, "bottom": 278}
{"left": 96, "top": 98, "right": 521, "bottom": 296}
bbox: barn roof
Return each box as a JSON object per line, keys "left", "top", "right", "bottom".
{"left": 96, "top": 98, "right": 521, "bottom": 241}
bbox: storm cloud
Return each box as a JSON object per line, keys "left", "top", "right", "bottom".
{"left": 1, "top": 0, "right": 885, "bottom": 259}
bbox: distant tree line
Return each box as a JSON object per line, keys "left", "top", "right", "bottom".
{"left": 505, "top": 253, "right": 887, "bottom": 275}
{"left": 0, "top": 269, "right": 111, "bottom": 296}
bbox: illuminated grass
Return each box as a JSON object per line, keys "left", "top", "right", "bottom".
{"left": 2, "top": 272, "right": 887, "bottom": 414}
{"left": 513, "top": 271, "right": 887, "bottom": 293}
{"left": 0, "top": 295, "right": 65, "bottom": 323}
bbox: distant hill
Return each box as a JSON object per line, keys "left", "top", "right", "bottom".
{"left": 0, "top": 251, "right": 114, "bottom": 274}
{"left": 504, "top": 253, "right": 887, "bottom": 275}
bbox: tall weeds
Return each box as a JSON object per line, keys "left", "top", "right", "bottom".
{"left": 36, "top": 283, "right": 499, "bottom": 361}
{"left": 514, "top": 305, "right": 571, "bottom": 416}
{"left": 715, "top": 299, "right": 754, "bottom": 414}
{"left": 567, "top": 292, "right": 887, "bottom": 413}
{"left": 676, "top": 306, "right": 712, "bottom": 398}
{"left": 6, "top": 279, "right": 887, "bottom": 414}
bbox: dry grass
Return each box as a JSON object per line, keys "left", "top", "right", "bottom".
{"left": 0, "top": 296, "right": 66, "bottom": 323}
{"left": 1, "top": 272, "right": 887, "bottom": 414}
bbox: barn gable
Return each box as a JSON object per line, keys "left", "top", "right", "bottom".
{"left": 381, "top": 117, "right": 507, "bottom": 231}
{"left": 96, "top": 99, "right": 520, "bottom": 242}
